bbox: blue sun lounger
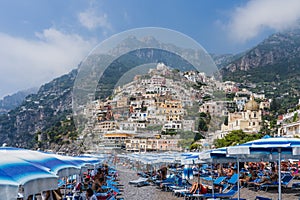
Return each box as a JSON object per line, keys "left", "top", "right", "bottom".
{"left": 186, "top": 185, "right": 239, "bottom": 199}
{"left": 255, "top": 196, "right": 272, "bottom": 200}
{"left": 260, "top": 173, "right": 293, "bottom": 191}
{"left": 129, "top": 177, "right": 149, "bottom": 187}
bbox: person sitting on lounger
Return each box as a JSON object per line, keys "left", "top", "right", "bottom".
{"left": 254, "top": 173, "right": 271, "bottom": 186}
{"left": 189, "top": 182, "right": 208, "bottom": 194}
{"left": 189, "top": 182, "right": 198, "bottom": 193}
{"left": 240, "top": 170, "right": 256, "bottom": 187}
{"left": 198, "top": 183, "right": 208, "bottom": 194}
{"left": 86, "top": 188, "right": 97, "bottom": 200}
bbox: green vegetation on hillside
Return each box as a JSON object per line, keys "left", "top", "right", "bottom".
{"left": 35, "top": 117, "right": 79, "bottom": 150}
{"left": 214, "top": 130, "right": 262, "bottom": 148}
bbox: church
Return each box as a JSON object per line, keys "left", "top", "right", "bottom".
{"left": 221, "top": 96, "right": 262, "bottom": 133}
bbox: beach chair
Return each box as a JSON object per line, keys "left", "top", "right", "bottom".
{"left": 154, "top": 175, "right": 176, "bottom": 187}
{"left": 188, "top": 185, "right": 239, "bottom": 199}
{"left": 129, "top": 177, "right": 148, "bottom": 185}
{"left": 255, "top": 196, "right": 272, "bottom": 200}
{"left": 213, "top": 176, "right": 227, "bottom": 185}
{"left": 281, "top": 174, "right": 294, "bottom": 187}
{"left": 219, "top": 173, "right": 239, "bottom": 192}
{"left": 260, "top": 174, "right": 293, "bottom": 192}
{"left": 207, "top": 185, "right": 238, "bottom": 198}
{"left": 129, "top": 177, "right": 150, "bottom": 187}
{"left": 227, "top": 173, "right": 239, "bottom": 185}
{"left": 201, "top": 175, "right": 227, "bottom": 193}
{"left": 166, "top": 176, "right": 185, "bottom": 192}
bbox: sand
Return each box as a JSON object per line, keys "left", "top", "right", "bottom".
{"left": 115, "top": 164, "right": 300, "bottom": 200}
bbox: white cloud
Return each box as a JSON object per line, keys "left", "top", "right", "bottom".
{"left": 227, "top": 0, "right": 300, "bottom": 42}
{"left": 78, "top": 8, "right": 112, "bottom": 31}
{"left": 0, "top": 28, "right": 96, "bottom": 98}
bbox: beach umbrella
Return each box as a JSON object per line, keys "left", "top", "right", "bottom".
{"left": 181, "top": 153, "right": 202, "bottom": 165}
{"left": 0, "top": 147, "right": 81, "bottom": 177}
{"left": 0, "top": 170, "right": 19, "bottom": 200}
{"left": 0, "top": 154, "right": 58, "bottom": 200}
{"left": 199, "top": 147, "right": 233, "bottom": 163}
{"left": 182, "top": 164, "right": 194, "bottom": 180}
{"left": 227, "top": 137, "right": 300, "bottom": 200}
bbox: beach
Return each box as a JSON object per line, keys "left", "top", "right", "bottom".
{"left": 116, "top": 165, "right": 300, "bottom": 200}
{"left": 117, "top": 165, "right": 179, "bottom": 200}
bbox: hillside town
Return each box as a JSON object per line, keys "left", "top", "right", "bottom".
{"left": 78, "top": 63, "right": 300, "bottom": 152}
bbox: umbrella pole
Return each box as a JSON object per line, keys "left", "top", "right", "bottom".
{"left": 278, "top": 148, "right": 282, "bottom": 200}
{"left": 212, "top": 162, "right": 214, "bottom": 198}
{"left": 237, "top": 157, "right": 240, "bottom": 200}
{"left": 64, "top": 176, "right": 67, "bottom": 198}
{"left": 198, "top": 164, "right": 200, "bottom": 194}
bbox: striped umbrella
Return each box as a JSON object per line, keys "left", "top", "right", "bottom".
{"left": 0, "top": 154, "right": 58, "bottom": 200}
{"left": 182, "top": 164, "right": 193, "bottom": 180}
{"left": 0, "top": 147, "right": 81, "bottom": 177}
{"left": 227, "top": 137, "right": 300, "bottom": 200}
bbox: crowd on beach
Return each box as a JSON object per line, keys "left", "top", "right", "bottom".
{"left": 66, "top": 163, "right": 123, "bottom": 200}
{"left": 17, "top": 156, "right": 300, "bottom": 200}
{"left": 123, "top": 159, "right": 300, "bottom": 199}
{"left": 19, "top": 162, "right": 124, "bottom": 200}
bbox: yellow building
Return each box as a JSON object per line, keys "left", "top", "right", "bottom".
{"left": 101, "top": 131, "right": 135, "bottom": 149}
{"left": 96, "top": 121, "right": 118, "bottom": 133}
{"left": 158, "top": 100, "right": 184, "bottom": 121}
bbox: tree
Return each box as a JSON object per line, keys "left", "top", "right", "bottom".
{"left": 293, "top": 113, "right": 299, "bottom": 122}
{"left": 198, "top": 112, "right": 211, "bottom": 132}
{"left": 194, "top": 132, "right": 204, "bottom": 141}
{"left": 198, "top": 119, "right": 208, "bottom": 132}
{"left": 224, "top": 116, "right": 228, "bottom": 126}
{"left": 214, "top": 130, "right": 262, "bottom": 148}
{"left": 190, "top": 143, "right": 202, "bottom": 150}
{"left": 270, "top": 98, "right": 279, "bottom": 113}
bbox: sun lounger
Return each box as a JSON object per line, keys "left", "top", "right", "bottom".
{"left": 213, "top": 176, "right": 227, "bottom": 185}
{"left": 255, "top": 196, "right": 272, "bottom": 200}
{"left": 260, "top": 174, "right": 293, "bottom": 191}
{"left": 129, "top": 177, "right": 150, "bottom": 187}
{"left": 129, "top": 177, "right": 148, "bottom": 185}
{"left": 187, "top": 185, "right": 238, "bottom": 199}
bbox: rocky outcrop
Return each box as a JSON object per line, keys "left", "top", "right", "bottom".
{"left": 223, "top": 29, "right": 300, "bottom": 72}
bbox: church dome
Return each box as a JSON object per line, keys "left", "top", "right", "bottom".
{"left": 244, "top": 96, "right": 259, "bottom": 111}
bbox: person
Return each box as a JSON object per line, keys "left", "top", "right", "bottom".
{"left": 189, "top": 182, "right": 198, "bottom": 193}
{"left": 86, "top": 188, "right": 97, "bottom": 200}
{"left": 240, "top": 171, "right": 253, "bottom": 187}
{"left": 198, "top": 183, "right": 208, "bottom": 194}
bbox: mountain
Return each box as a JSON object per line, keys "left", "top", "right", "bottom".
{"left": 222, "top": 29, "right": 300, "bottom": 73}
{"left": 221, "top": 29, "right": 300, "bottom": 112}
{"left": 210, "top": 53, "right": 235, "bottom": 69}
{"left": 2, "top": 30, "right": 300, "bottom": 151}
{"left": 0, "top": 35, "right": 212, "bottom": 152}
{"left": 0, "top": 70, "right": 77, "bottom": 150}
{"left": 0, "top": 88, "right": 38, "bottom": 114}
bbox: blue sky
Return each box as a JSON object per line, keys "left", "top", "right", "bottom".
{"left": 1, "top": 0, "right": 300, "bottom": 98}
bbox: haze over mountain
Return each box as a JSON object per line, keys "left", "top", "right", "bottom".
{"left": 0, "top": 88, "right": 38, "bottom": 114}
{"left": 1, "top": 29, "right": 300, "bottom": 151}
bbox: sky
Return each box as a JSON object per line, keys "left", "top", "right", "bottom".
{"left": 1, "top": 0, "right": 300, "bottom": 98}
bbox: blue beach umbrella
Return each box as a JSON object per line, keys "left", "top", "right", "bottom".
{"left": 0, "top": 147, "right": 81, "bottom": 177}
{"left": 0, "top": 170, "right": 19, "bottom": 200}
{"left": 182, "top": 164, "right": 193, "bottom": 180}
{"left": 199, "top": 147, "right": 232, "bottom": 163}
{"left": 0, "top": 154, "right": 58, "bottom": 200}
{"left": 227, "top": 137, "right": 300, "bottom": 200}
